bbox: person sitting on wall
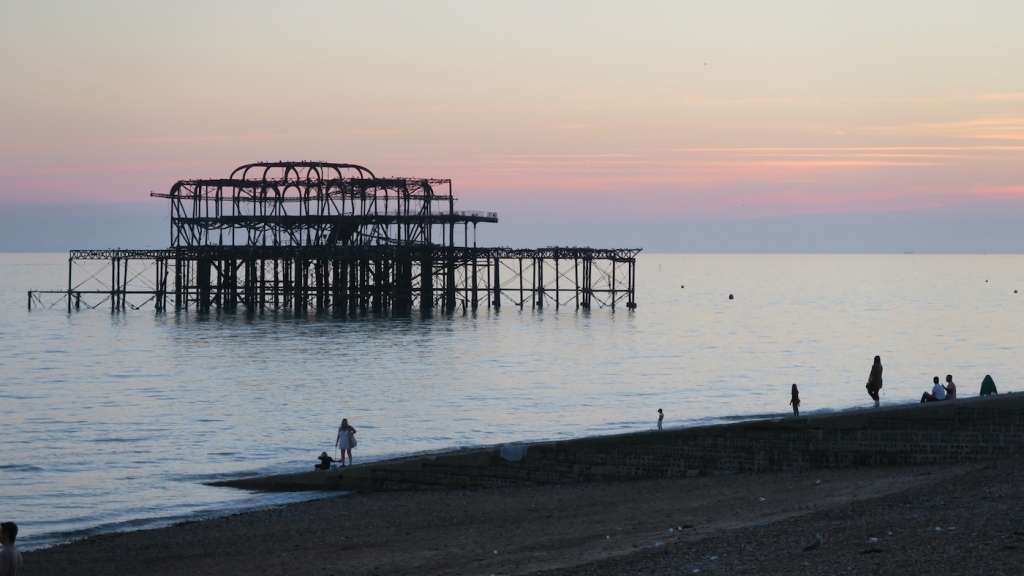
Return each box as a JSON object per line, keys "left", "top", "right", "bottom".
{"left": 314, "top": 451, "right": 339, "bottom": 471}
{"left": 943, "top": 374, "right": 957, "bottom": 400}
{"left": 921, "top": 376, "right": 947, "bottom": 403}
{"left": 980, "top": 374, "right": 998, "bottom": 396}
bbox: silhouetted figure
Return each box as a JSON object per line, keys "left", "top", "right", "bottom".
{"left": 314, "top": 451, "right": 338, "bottom": 471}
{"left": 790, "top": 384, "right": 801, "bottom": 416}
{"left": 943, "top": 374, "right": 957, "bottom": 400}
{"left": 866, "top": 356, "right": 883, "bottom": 407}
{"left": 921, "top": 376, "right": 946, "bottom": 402}
{"left": 0, "top": 522, "right": 22, "bottom": 576}
{"left": 980, "top": 374, "right": 998, "bottom": 396}
{"left": 657, "top": 408, "right": 664, "bottom": 430}
{"left": 335, "top": 418, "right": 357, "bottom": 466}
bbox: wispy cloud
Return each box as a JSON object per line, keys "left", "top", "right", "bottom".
{"left": 969, "top": 185, "right": 1024, "bottom": 196}
{"left": 674, "top": 93, "right": 1024, "bottom": 107}
{"left": 1, "top": 133, "right": 300, "bottom": 152}
{"left": 668, "top": 146, "right": 1024, "bottom": 152}
{"left": 1, "top": 130, "right": 395, "bottom": 152}
{"left": 977, "top": 93, "right": 1024, "bottom": 101}
{"left": 658, "top": 145, "right": 1024, "bottom": 165}
{"left": 865, "top": 118, "right": 1024, "bottom": 140}
{"left": 493, "top": 153, "right": 639, "bottom": 159}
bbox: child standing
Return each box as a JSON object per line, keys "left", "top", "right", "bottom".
{"left": 790, "top": 384, "right": 801, "bottom": 416}
{"left": 657, "top": 408, "right": 664, "bottom": 430}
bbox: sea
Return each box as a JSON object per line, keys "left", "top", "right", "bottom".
{"left": 2, "top": 253, "right": 1023, "bottom": 549}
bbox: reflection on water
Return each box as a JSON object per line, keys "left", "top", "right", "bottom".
{"left": 2, "top": 253, "right": 1023, "bottom": 548}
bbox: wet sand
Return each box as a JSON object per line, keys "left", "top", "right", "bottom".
{"left": 24, "top": 456, "right": 1024, "bottom": 575}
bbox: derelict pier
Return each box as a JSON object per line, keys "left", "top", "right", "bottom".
{"left": 28, "top": 162, "right": 640, "bottom": 315}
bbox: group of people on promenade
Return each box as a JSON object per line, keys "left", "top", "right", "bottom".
{"left": 325, "top": 360, "right": 1002, "bottom": 456}
{"left": 919, "top": 373, "right": 999, "bottom": 403}
{"left": 314, "top": 418, "right": 357, "bottom": 471}
{"left": 784, "top": 356, "right": 1001, "bottom": 418}
{"left": 921, "top": 375, "right": 956, "bottom": 402}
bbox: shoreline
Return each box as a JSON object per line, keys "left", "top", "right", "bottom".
{"left": 21, "top": 392, "right": 1024, "bottom": 574}
{"left": 21, "top": 393, "right": 1022, "bottom": 551}
{"left": 24, "top": 458, "right": 1024, "bottom": 575}
{"left": 212, "top": 392, "right": 1024, "bottom": 493}
{"left": 12, "top": 404, "right": 886, "bottom": 551}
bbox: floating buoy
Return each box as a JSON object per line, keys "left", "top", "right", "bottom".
{"left": 728, "top": 294, "right": 734, "bottom": 300}
{"left": 680, "top": 285, "right": 684, "bottom": 289}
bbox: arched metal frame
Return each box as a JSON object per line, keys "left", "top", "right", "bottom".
{"left": 30, "top": 161, "right": 640, "bottom": 315}
{"left": 154, "top": 161, "right": 490, "bottom": 250}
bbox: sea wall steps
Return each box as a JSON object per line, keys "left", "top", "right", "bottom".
{"left": 211, "top": 391, "right": 1024, "bottom": 492}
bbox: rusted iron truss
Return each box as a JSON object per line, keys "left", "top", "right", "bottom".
{"left": 29, "top": 162, "right": 639, "bottom": 315}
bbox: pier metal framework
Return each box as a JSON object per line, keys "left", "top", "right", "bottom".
{"left": 29, "top": 162, "right": 639, "bottom": 315}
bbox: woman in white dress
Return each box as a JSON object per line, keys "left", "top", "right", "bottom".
{"left": 334, "top": 418, "right": 357, "bottom": 466}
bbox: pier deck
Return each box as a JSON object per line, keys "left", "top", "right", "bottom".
{"left": 29, "top": 161, "right": 639, "bottom": 314}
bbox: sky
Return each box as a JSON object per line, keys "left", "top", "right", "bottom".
{"left": 1, "top": 1, "right": 1023, "bottom": 252}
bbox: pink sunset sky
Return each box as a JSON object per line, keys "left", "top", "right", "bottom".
{"left": 1, "top": 2, "right": 1022, "bottom": 251}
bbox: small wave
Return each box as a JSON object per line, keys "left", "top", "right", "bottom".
{"left": 20, "top": 491, "right": 339, "bottom": 549}
{"left": 0, "top": 464, "right": 44, "bottom": 472}
{"left": 167, "top": 469, "right": 283, "bottom": 483}
{"left": 0, "top": 393, "right": 46, "bottom": 400}
{"left": 716, "top": 412, "right": 788, "bottom": 422}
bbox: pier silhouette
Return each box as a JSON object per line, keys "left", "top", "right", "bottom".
{"left": 29, "top": 161, "right": 639, "bottom": 315}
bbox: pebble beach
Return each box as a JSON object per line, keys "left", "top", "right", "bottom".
{"left": 24, "top": 455, "right": 1024, "bottom": 575}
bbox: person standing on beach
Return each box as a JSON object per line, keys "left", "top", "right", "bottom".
{"left": 335, "top": 418, "right": 357, "bottom": 466}
{"left": 657, "top": 408, "right": 664, "bottom": 430}
{"left": 866, "top": 356, "right": 883, "bottom": 407}
{"left": 0, "top": 522, "right": 22, "bottom": 576}
{"left": 790, "top": 384, "right": 801, "bottom": 416}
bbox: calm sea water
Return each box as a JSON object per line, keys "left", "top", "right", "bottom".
{"left": 2, "top": 253, "right": 1023, "bottom": 549}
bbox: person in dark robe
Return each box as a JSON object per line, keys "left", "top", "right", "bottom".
{"left": 980, "top": 375, "right": 998, "bottom": 396}
{"left": 866, "top": 355, "right": 883, "bottom": 407}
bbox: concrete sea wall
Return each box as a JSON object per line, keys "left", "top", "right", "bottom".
{"left": 214, "top": 392, "right": 1024, "bottom": 492}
